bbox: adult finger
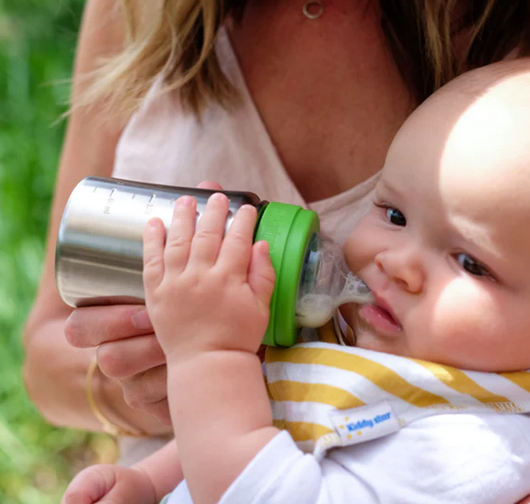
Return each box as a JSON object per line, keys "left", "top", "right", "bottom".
{"left": 187, "top": 193, "right": 229, "bottom": 268}
{"left": 197, "top": 180, "right": 224, "bottom": 191}
{"left": 143, "top": 217, "right": 166, "bottom": 292}
{"left": 65, "top": 305, "right": 153, "bottom": 348}
{"left": 96, "top": 333, "right": 165, "bottom": 379}
{"left": 120, "top": 365, "right": 168, "bottom": 413}
{"left": 164, "top": 196, "right": 197, "bottom": 273}
{"left": 216, "top": 204, "right": 257, "bottom": 277}
{"left": 137, "top": 398, "right": 171, "bottom": 426}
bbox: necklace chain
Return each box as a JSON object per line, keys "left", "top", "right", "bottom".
{"left": 303, "top": 1, "right": 324, "bottom": 20}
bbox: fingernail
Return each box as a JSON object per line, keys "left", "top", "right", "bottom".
{"left": 178, "top": 196, "right": 195, "bottom": 207}
{"left": 209, "top": 193, "right": 227, "bottom": 203}
{"left": 131, "top": 309, "right": 152, "bottom": 329}
{"left": 146, "top": 218, "right": 161, "bottom": 229}
{"left": 260, "top": 240, "right": 270, "bottom": 255}
{"left": 241, "top": 204, "right": 256, "bottom": 213}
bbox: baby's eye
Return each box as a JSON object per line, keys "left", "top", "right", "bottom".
{"left": 456, "top": 253, "right": 494, "bottom": 280}
{"left": 373, "top": 201, "right": 407, "bottom": 226}
{"left": 386, "top": 207, "right": 406, "bottom": 227}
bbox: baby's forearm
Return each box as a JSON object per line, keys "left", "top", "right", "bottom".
{"left": 167, "top": 351, "right": 279, "bottom": 504}
{"left": 133, "top": 440, "right": 183, "bottom": 502}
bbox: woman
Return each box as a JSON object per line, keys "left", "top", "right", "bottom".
{"left": 24, "top": 0, "right": 530, "bottom": 472}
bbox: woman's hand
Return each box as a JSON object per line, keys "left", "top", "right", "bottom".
{"left": 65, "top": 303, "right": 172, "bottom": 423}
{"left": 64, "top": 181, "right": 223, "bottom": 425}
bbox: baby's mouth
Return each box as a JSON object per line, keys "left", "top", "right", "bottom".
{"left": 376, "top": 304, "right": 401, "bottom": 326}
{"left": 357, "top": 296, "right": 403, "bottom": 335}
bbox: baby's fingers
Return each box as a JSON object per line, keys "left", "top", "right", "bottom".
{"left": 164, "top": 196, "right": 197, "bottom": 273}
{"left": 88, "top": 470, "right": 155, "bottom": 504}
{"left": 187, "top": 193, "right": 229, "bottom": 269}
{"left": 143, "top": 218, "right": 166, "bottom": 291}
{"left": 248, "top": 241, "right": 276, "bottom": 308}
{"left": 62, "top": 465, "right": 156, "bottom": 504}
{"left": 217, "top": 205, "right": 257, "bottom": 277}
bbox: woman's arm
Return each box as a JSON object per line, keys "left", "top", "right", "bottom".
{"left": 23, "top": 0, "right": 168, "bottom": 434}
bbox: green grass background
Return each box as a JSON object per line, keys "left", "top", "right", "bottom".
{"left": 0, "top": 1, "right": 116, "bottom": 502}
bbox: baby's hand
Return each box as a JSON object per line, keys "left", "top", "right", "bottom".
{"left": 143, "top": 193, "right": 275, "bottom": 363}
{"left": 61, "top": 464, "right": 156, "bottom": 504}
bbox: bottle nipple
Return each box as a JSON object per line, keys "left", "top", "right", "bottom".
{"left": 295, "top": 235, "right": 374, "bottom": 328}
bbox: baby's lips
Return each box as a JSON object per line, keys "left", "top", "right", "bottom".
{"left": 372, "top": 292, "right": 402, "bottom": 328}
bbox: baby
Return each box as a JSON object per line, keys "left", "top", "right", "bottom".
{"left": 62, "top": 59, "right": 530, "bottom": 504}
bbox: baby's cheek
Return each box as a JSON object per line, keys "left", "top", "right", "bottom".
{"left": 343, "top": 220, "right": 380, "bottom": 273}
{"left": 420, "top": 282, "right": 504, "bottom": 366}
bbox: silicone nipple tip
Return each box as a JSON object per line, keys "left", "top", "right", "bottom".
{"left": 357, "top": 280, "right": 370, "bottom": 294}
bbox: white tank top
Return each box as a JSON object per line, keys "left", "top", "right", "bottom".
{"left": 112, "top": 27, "right": 379, "bottom": 466}
{"left": 113, "top": 28, "right": 379, "bottom": 246}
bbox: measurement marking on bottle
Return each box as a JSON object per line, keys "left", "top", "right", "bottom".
{"left": 104, "top": 190, "right": 117, "bottom": 215}
{"left": 146, "top": 194, "right": 156, "bottom": 214}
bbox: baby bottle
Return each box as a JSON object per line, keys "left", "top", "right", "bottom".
{"left": 55, "top": 177, "right": 373, "bottom": 347}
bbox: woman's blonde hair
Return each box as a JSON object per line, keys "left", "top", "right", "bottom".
{"left": 81, "top": 0, "right": 530, "bottom": 118}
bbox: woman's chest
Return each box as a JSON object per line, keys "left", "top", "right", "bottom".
{"left": 229, "top": 1, "right": 415, "bottom": 202}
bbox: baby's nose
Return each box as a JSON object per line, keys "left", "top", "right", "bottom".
{"left": 375, "top": 246, "right": 425, "bottom": 294}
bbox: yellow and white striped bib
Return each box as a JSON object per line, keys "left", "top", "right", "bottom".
{"left": 265, "top": 320, "right": 530, "bottom": 460}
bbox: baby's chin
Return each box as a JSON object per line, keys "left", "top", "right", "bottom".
{"left": 347, "top": 310, "right": 411, "bottom": 357}
{"left": 354, "top": 330, "right": 407, "bottom": 356}
{"left": 339, "top": 303, "right": 413, "bottom": 357}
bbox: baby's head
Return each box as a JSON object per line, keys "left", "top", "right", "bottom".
{"left": 342, "top": 59, "right": 530, "bottom": 372}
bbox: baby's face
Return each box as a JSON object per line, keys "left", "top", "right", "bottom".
{"left": 342, "top": 69, "right": 530, "bottom": 372}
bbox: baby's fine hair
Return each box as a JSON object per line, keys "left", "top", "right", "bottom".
{"left": 428, "top": 58, "right": 530, "bottom": 106}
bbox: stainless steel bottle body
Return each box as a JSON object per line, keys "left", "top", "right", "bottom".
{"left": 56, "top": 177, "right": 265, "bottom": 308}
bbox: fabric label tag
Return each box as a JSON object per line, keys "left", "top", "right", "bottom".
{"left": 329, "top": 400, "right": 400, "bottom": 446}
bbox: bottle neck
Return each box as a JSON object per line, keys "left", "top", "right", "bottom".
{"left": 296, "top": 236, "right": 373, "bottom": 328}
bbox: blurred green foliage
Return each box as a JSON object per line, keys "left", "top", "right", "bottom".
{"left": 0, "top": 1, "right": 115, "bottom": 502}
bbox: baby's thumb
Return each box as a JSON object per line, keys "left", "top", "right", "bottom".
{"left": 92, "top": 480, "right": 153, "bottom": 504}
{"left": 248, "top": 241, "right": 276, "bottom": 307}
{"left": 61, "top": 466, "right": 113, "bottom": 504}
